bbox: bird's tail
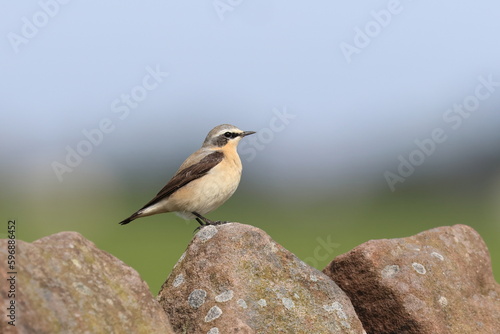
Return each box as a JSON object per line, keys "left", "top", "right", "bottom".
{"left": 118, "top": 212, "right": 140, "bottom": 225}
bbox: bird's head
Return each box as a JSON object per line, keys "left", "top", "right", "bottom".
{"left": 202, "top": 124, "right": 256, "bottom": 148}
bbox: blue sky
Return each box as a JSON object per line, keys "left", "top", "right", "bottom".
{"left": 2, "top": 0, "right": 500, "bottom": 193}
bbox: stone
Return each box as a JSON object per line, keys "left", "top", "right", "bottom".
{"left": 323, "top": 224, "right": 500, "bottom": 334}
{"left": 157, "top": 222, "right": 365, "bottom": 333}
{"left": 0, "top": 232, "right": 174, "bottom": 334}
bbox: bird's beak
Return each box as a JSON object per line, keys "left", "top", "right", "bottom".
{"left": 241, "top": 131, "right": 256, "bottom": 137}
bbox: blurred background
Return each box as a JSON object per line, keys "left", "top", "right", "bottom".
{"left": 1, "top": 1, "right": 499, "bottom": 293}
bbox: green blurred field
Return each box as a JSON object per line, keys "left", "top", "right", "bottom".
{"left": 4, "top": 181, "right": 499, "bottom": 294}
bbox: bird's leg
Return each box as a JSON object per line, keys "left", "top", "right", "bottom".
{"left": 192, "top": 212, "right": 214, "bottom": 226}
{"left": 192, "top": 212, "right": 229, "bottom": 227}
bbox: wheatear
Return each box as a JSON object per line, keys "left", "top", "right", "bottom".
{"left": 119, "top": 124, "right": 255, "bottom": 227}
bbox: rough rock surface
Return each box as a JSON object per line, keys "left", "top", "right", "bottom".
{"left": 157, "top": 223, "right": 365, "bottom": 334}
{"left": 0, "top": 232, "right": 174, "bottom": 334}
{"left": 323, "top": 224, "right": 500, "bottom": 334}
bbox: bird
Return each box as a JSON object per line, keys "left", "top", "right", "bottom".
{"left": 119, "top": 124, "right": 256, "bottom": 227}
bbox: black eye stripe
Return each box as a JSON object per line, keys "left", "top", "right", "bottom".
{"left": 224, "top": 132, "right": 239, "bottom": 138}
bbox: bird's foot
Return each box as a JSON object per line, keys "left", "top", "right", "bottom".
{"left": 192, "top": 212, "right": 230, "bottom": 232}
{"left": 209, "top": 220, "right": 229, "bottom": 226}
{"left": 193, "top": 220, "right": 230, "bottom": 233}
{"left": 192, "top": 212, "right": 225, "bottom": 226}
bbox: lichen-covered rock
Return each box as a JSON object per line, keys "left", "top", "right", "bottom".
{"left": 323, "top": 224, "right": 500, "bottom": 334}
{"left": 0, "top": 232, "right": 174, "bottom": 334}
{"left": 157, "top": 223, "right": 365, "bottom": 334}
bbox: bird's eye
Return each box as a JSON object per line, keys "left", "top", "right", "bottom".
{"left": 224, "top": 132, "right": 233, "bottom": 138}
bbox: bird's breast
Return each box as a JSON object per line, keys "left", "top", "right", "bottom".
{"left": 203, "top": 153, "right": 242, "bottom": 198}
{"left": 165, "top": 150, "right": 243, "bottom": 215}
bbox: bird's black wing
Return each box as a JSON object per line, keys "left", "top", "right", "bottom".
{"left": 140, "top": 150, "right": 224, "bottom": 211}
{"left": 119, "top": 151, "right": 224, "bottom": 225}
